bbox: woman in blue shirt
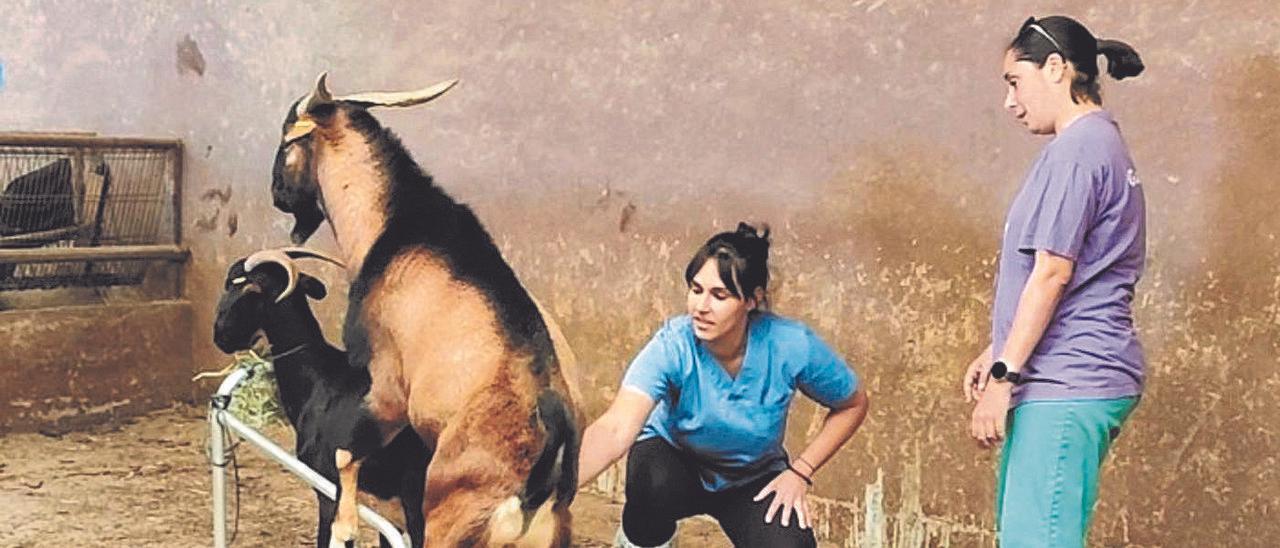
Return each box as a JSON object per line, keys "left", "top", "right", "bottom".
{"left": 577, "top": 223, "right": 870, "bottom": 547}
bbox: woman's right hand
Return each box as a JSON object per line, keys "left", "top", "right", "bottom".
{"left": 577, "top": 388, "right": 657, "bottom": 488}
{"left": 962, "top": 344, "right": 994, "bottom": 403}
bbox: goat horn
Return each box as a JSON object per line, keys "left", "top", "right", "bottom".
{"left": 278, "top": 246, "right": 346, "bottom": 269}
{"left": 243, "top": 249, "right": 299, "bottom": 304}
{"left": 336, "top": 79, "right": 458, "bottom": 109}
{"left": 298, "top": 72, "right": 335, "bottom": 116}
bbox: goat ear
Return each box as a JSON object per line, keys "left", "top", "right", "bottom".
{"left": 299, "top": 273, "right": 327, "bottom": 300}
{"left": 336, "top": 79, "right": 458, "bottom": 109}
{"left": 283, "top": 119, "right": 317, "bottom": 143}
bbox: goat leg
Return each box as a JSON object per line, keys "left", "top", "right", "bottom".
{"left": 316, "top": 491, "right": 338, "bottom": 548}
{"left": 400, "top": 455, "right": 428, "bottom": 548}
{"left": 329, "top": 448, "right": 363, "bottom": 548}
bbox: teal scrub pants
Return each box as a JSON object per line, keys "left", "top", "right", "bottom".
{"left": 995, "top": 397, "right": 1139, "bottom": 548}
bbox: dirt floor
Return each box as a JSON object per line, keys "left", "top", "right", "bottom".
{"left": 0, "top": 405, "right": 739, "bottom": 547}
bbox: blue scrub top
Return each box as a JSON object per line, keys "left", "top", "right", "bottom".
{"left": 621, "top": 313, "right": 858, "bottom": 491}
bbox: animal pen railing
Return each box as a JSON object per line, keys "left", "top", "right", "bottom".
{"left": 0, "top": 133, "right": 186, "bottom": 298}
{"left": 209, "top": 367, "right": 409, "bottom": 548}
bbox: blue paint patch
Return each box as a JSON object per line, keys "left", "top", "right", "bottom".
{"left": 0, "top": 62, "right": 5, "bottom": 90}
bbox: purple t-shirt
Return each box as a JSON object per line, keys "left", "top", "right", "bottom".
{"left": 993, "top": 110, "right": 1146, "bottom": 404}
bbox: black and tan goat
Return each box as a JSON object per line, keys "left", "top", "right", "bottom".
{"left": 269, "top": 74, "right": 581, "bottom": 547}
{"left": 212, "top": 248, "right": 429, "bottom": 548}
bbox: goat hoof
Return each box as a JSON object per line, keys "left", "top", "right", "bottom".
{"left": 328, "top": 523, "right": 357, "bottom": 548}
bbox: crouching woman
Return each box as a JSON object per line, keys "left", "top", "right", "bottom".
{"left": 577, "top": 222, "right": 870, "bottom": 547}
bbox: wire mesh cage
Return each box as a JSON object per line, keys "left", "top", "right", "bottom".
{"left": 0, "top": 134, "right": 182, "bottom": 292}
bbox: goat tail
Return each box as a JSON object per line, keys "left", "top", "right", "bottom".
{"left": 487, "top": 389, "right": 578, "bottom": 547}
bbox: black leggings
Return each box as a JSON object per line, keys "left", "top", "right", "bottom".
{"left": 622, "top": 438, "right": 817, "bottom": 547}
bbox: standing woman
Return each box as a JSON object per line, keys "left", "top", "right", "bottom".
{"left": 578, "top": 223, "right": 870, "bottom": 547}
{"left": 963, "top": 15, "right": 1147, "bottom": 548}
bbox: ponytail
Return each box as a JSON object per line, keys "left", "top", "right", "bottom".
{"left": 1097, "top": 38, "right": 1145, "bottom": 80}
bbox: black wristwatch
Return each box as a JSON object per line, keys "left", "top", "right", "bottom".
{"left": 990, "top": 360, "right": 1023, "bottom": 385}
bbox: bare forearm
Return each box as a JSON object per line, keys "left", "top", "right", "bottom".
{"left": 794, "top": 389, "right": 869, "bottom": 475}
{"left": 576, "top": 389, "right": 656, "bottom": 487}
{"left": 1002, "top": 271, "right": 1068, "bottom": 371}
{"left": 577, "top": 420, "right": 629, "bottom": 488}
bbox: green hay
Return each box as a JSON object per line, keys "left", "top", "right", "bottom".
{"left": 228, "top": 351, "right": 286, "bottom": 429}
{"left": 200, "top": 349, "right": 287, "bottom": 429}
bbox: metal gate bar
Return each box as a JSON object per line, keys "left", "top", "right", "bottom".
{"left": 209, "top": 368, "right": 409, "bottom": 548}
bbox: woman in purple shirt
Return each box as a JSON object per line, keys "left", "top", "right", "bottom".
{"left": 961, "top": 15, "right": 1147, "bottom": 547}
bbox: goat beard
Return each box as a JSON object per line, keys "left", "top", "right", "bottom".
{"left": 288, "top": 205, "right": 325, "bottom": 244}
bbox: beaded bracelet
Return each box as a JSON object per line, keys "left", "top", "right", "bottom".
{"left": 787, "top": 462, "right": 814, "bottom": 486}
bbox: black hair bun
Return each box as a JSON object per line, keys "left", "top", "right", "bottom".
{"left": 733, "top": 221, "right": 772, "bottom": 262}
{"left": 1097, "top": 38, "right": 1144, "bottom": 80}
{"left": 735, "top": 221, "right": 772, "bottom": 241}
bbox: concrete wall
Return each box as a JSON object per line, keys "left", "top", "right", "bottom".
{"left": 0, "top": 301, "right": 192, "bottom": 432}
{"left": 2, "top": 0, "right": 1277, "bottom": 545}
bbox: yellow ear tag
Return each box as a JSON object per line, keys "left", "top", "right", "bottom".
{"left": 231, "top": 276, "right": 248, "bottom": 284}
{"left": 283, "top": 119, "right": 317, "bottom": 143}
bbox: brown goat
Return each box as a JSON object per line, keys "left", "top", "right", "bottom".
{"left": 270, "top": 73, "right": 581, "bottom": 547}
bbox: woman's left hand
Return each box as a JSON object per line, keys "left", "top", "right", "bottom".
{"left": 970, "top": 381, "right": 1013, "bottom": 448}
{"left": 753, "top": 469, "right": 811, "bottom": 529}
